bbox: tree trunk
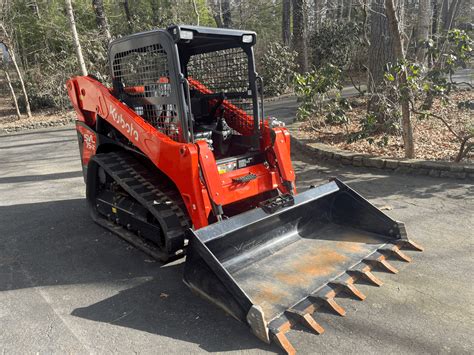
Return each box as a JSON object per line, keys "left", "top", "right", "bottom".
{"left": 92, "top": 0, "right": 111, "bottom": 41}
{"left": 416, "top": 0, "right": 431, "bottom": 62}
{"left": 441, "top": 0, "right": 449, "bottom": 31}
{"left": 314, "top": 0, "right": 327, "bottom": 28}
{"left": 430, "top": 0, "right": 440, "bottom": 66}
{"left": 122, "top": 0, "right": 133, "bottom": 32}
{"left": 151, "top": 0, "right": 160, "bottom": 27}
{"left": 65, "top": 0, "right": 88, "bottom": 76}
{"left": 448, "top": 0, "right": 463, "bottom": 30}
{"left": 441, "top": 0, "right": 462, "bottom": 32}
{"left": 386, "top": 0, "right": 415, "bottom": 158}
{"left": 0, "top": 24, "right": 32, "bottom": 117}
{"left": 292, "top": 0, "right": 308, "bottom": 73}
{"left": 367, "top": 0, "right": 395, "bottom": 93}
{"left": 192, "top": 0, "right": 200, "bottom": 25}
{"left": 209, "top": 0, "right": 224, "bottom": 28}
{"left": 347, "top": 0, "right": 352, "bottom": 21}
{"left": 338, "top": 0, "right": 344, "bottom": 20}
{"left": 222, "top": 0, "right": 232, "bottom": 28}
{"left": 282, "top": 0, "right": 291, "bottom": 46}
{"left": 432, "top": 0, "right": 439, "bottom": 36}
{"left": 4, "top": 70, "right": 21, "bottom": 119}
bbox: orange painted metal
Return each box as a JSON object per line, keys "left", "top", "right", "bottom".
{"left": 66, "top": 75, "right": 296, "bottom": 229}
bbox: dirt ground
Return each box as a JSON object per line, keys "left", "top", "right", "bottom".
{"left": 0, "top": 105, "right": 75, "bottom": 134}
{"left": 299, "top": 90, "right": 474, "bottom": 163}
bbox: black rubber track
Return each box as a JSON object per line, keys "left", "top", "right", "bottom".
{"left": 87, "top": 151, "right": 191, "bottom": 262}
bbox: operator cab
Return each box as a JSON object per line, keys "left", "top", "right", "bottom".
{"left": 109, "top": 25, "right": 262, "bottom": 161}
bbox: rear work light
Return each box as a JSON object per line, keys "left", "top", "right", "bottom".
{"left": 242, "top": 34, "right": 253, "bottom": 43}
{"left": 180, "top": 30, "right": 194, "bottom": 41}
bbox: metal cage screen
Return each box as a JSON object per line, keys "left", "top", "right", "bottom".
{"left": 112, "top": 44, "right": 180, "bottom": 141}
{"left": 186, "top": 47, "right": 253, "bottom": 133}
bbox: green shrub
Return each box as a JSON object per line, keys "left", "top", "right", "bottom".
{"left": 259, "top": 42, "right": 298, "bottom": 96}
{"left": 309, "top": 22, "right": 362, "bottom": 69}
{"left": 294, "top": 64, "right": 343, "bottom": 122}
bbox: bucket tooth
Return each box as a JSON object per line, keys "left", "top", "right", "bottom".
{"left": 349, "top": 268, "right": 384, "bottom": 287}
{"left": 271, "top": 329, "right": 296, "bottom": 355}
{"left": 329, "top": 281, "right": 366, "bottom": 301}
{"left": 381, "top": 245, "right": 412, "bottom": 262}
{"left": 285, "top": 309, "right": 325, "bottom": 335}
{"left": 398, "top": 239, "right": 424, "bottom": 252}
{"left": 309, "top": 292, "right": 346, "bottom": 317}
{"left": 364, "top": 254, "right": 399, "bottom": 274}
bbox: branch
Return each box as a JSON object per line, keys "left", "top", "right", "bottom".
{"left": 455, "top": 136, "right": 474, "bottom": 162}
{"left": 191, "top": 0, "right": 200, "bottom": 26}
{"left": 348, "top": 71, "right": 366, "bottom": 96}
{"left": 409, "top": 99, "right": 462, "bottom": 140}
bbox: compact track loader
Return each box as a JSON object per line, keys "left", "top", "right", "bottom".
{"left": 67, "top": 25, "right": 422, "bottom": 353}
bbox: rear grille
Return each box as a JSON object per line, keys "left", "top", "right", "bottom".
{"left": 112, "top": 44, "right": 180, "bottom": 141}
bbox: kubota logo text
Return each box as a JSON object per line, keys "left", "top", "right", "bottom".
{"left": 110, "top": 105, "right": 139, "bottom": 142}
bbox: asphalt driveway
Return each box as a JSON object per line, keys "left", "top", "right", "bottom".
{"left": 0, "top": 126, "right": 473, "bottom": 353}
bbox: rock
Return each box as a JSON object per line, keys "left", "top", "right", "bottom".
{"left": 384, "top": 159, "right": 399, "bottom": 169}
{"left": 449, "top": 165, "right": 465, "bottom": 172}
{"left": 363, "top": 157, "right": 385, "bottom": 169}
{"left": 395, "top": 166, "right": 412, "bottom": 175}
{"left": 440, "top": 171, "right": 466, "bottom": 179}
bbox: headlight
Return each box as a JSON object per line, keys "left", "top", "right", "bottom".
{"left": 242, "top": 34, "right": 253, "bottom": 43}
{"left": 180, "top": 30, "right": 194, "bottom": 41}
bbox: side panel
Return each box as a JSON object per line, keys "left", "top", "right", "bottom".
{"left": 76, "top": 121, "right": 97, "bottom": 181}
{"left": 67, "top": 76, "right": 210, "bottom": 229}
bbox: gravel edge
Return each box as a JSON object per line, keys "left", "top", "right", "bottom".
{"left": 0, "top": 117, "right": 75, "bottom": 135}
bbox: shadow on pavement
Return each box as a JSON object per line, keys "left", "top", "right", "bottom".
{"left": 0, "top": 170, "right": 83, "bottom": 184}
{"left": 0, "top": 198, "right": 277, "bottom": 353}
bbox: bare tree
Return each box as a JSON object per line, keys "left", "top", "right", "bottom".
{"left": 367, "top": 0, "right": 395, "bottom": 93}
{"left": 65, "top": 0, "right": 88, "bottom": 76}
{"left": 338, "top": 0, "right": 344, "bottom": 19}
{"left": 191, "top": 0, "right": 200, "bottom": 26}
{"left": 441, "top": 0, "right": 463, "bottom": 31}
{"left": 292, "top": 0, "right": 308, "bottom": 73}
{"left": 122, "top": 0, "right": 133, "bottom": 32}
{"left": 282, "top": 0, "right": 291, "bottom": 46}
{"left": 208, "top": 0, "right": 224, "bottom": 28}
{"left": 432, "top": 0, "right": 440, "bottom": 36}
{"left": 92, "top": 0, "right": 111, "bottom": 41}
{"left": 386, "top": 0, "right": 415, "bottom": 158}
{"left": 0, "top": 23, "right": 31, "bottom": 117}
{"left": 3, "top": 69, "right": 21, "bottom": 118}
{"left": 222, "top": 0, "right": 232, "bottom": 28}
{"left": 416, "top": 0, "right": 431, "bottom": 62}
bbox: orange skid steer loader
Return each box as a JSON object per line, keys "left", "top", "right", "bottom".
{"left": 67, "top": 25, "right": 422, "bottom": 353}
